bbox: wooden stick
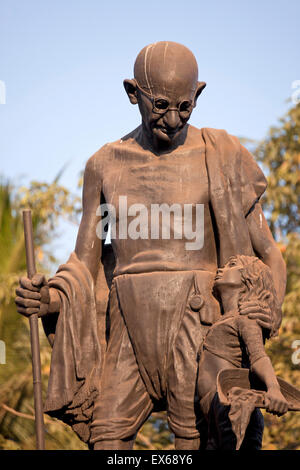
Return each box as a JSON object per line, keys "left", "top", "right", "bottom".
{"left": 23, "top": 209, "right": 45, "bottom": 450}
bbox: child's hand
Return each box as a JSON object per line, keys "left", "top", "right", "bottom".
{"left": 265, "top": 388, "right": 289, "bottom": 416}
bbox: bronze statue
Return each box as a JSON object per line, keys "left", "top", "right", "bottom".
{"left": 198, "top": 255, "right": 290, "bottom": 449}
{"left": 15, "top": 41, "right": 290, "bottom": 450}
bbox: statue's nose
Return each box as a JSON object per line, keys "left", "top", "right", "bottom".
{"left": 163, "top": 110, "right": 180, "bottom": 129}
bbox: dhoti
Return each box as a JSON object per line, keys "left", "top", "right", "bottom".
{"left": 90, "top": 269, "right": 220, "bottom": 443}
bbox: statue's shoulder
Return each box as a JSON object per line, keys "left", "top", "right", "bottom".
{"left": 85, "top": 127, "right": 143, "bottom": 176}
{"left": 108, "top": 126, "right": 142, "bottom": 149}
{"left": 200, "top": 126, "right": 240, "bottom": 148}
{"left": 187, "top": 125, "right": 240, "bottom": 152}
{"left": 120, "top": 126, "right": 141, "bottom": 143}
{"left": 84, "top": 142, "right": 113, "bottom": 176}
{"left": 92, "top": 127, "right": 143, "bottom": 155}
{"left": 86, "top": 129, "right": 132, "bottom": 166}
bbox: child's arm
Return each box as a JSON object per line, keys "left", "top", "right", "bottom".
{"left": 251, "top": 356, "right": 289, "bottom": 416}
{"left": 239, "top": 317, "right": 288, "bottom": 416}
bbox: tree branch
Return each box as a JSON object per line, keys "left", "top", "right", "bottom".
{"left": 1, "top": 403, "right": 35, "bottom": 421}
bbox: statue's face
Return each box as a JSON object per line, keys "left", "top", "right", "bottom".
{"left": 124, "top": 42, "right": 205, "bottom": 151}
{"left": 136, "top": 76, "right": 197, "bottom": 146}
{"left": 214, "top": 257, "right": 243, "bottom": 288}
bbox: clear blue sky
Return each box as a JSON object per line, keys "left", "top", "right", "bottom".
{"left": 1, "top": 0, "right": 299, "bottom": 264}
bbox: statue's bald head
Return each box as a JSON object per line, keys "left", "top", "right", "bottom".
{"left": 124, "top": 42, "right": 206, "bottom": 150}
{"left": 134, "top": 41, "right": 199, "bottom": 97}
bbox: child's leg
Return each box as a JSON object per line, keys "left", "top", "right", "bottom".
{"left": 205, "top": 392, "right": 236, "bottom": 450}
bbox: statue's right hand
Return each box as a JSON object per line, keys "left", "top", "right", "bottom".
{"left": 15, "top": 273, "right": 50, "bottom": 317}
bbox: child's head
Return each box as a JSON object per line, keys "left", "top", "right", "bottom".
{"left": 215, "top": 255, "right": 281, "bottom": 338}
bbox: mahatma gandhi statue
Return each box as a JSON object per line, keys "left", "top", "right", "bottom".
{"left": 15, "top": 42, "right": 287, "bottom": 450}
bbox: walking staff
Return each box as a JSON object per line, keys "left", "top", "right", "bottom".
{"left": 23, "top": 209, "right": 45, "bottom": 450}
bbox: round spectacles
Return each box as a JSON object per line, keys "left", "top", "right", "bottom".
{"left": 135, "top": 81, "right": 195, "bottom": 119}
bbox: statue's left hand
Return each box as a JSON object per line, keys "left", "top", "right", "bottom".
{"left": 239, "top": 301, "right": 272, "bottom": 331}
{"left": 239, "top": 288, "right": 282, "bottom": 337}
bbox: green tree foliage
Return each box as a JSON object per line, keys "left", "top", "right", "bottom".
{"left": 255, "top": 103, "right": 300, "bottom": 237}
{"left": 135, "top": 413, "right": 174, "bottom": 450}
{"left": 254, "top": 103, "right": 300, "bottom": 450}
{"left": 0, "top": 178, "right": 84, "bottom": 450}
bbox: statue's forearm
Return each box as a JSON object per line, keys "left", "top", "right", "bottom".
{"left": 247, "top": 203, "right": 286, "bottom": 305}
{"left": 261, "top": 247, "right": 286, "bottom": 306}
{"left": 48, "top": 288, "right": 61, "bottom": 313}
{"left": 251, "top": 356, "right": 280, "bottom": 391}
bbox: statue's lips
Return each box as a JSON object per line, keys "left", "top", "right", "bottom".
{"left": 155, "top": 126, "right": 179, "bottom": 136}
{"left": 215, "top": 271, "right": 223, "bottom": 281}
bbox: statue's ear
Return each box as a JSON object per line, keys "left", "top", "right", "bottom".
{"left": 194, "top": 81, "right": 206, "bottom": 106}
{"left": 123, "top": 79, "right": 138, "bottom": 105}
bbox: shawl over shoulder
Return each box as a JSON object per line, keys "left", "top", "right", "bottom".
{"left": 202, "top": 128, "right": 267, "bottom": 266}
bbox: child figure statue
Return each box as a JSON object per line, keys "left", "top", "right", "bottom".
{"left": 198, "top": 255, "right": 292, "bottom": 450}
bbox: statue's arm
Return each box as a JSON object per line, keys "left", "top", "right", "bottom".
{"left": 49, "top": 154, "right": 103, "bottom": 313}
{"left": 239, "top": 317, "right": 288, "bottom": 415}
{"left": 74, "top": 154, "right": 102, "bottom": 281}
{"left": 16, "top": 152, "right": 104, "bottom": 317}
{"left": 246, "top": 202, "right": 286, "bottom": 305}
{"left": 238, "top": 202, "right": 286, "bottom": 336}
